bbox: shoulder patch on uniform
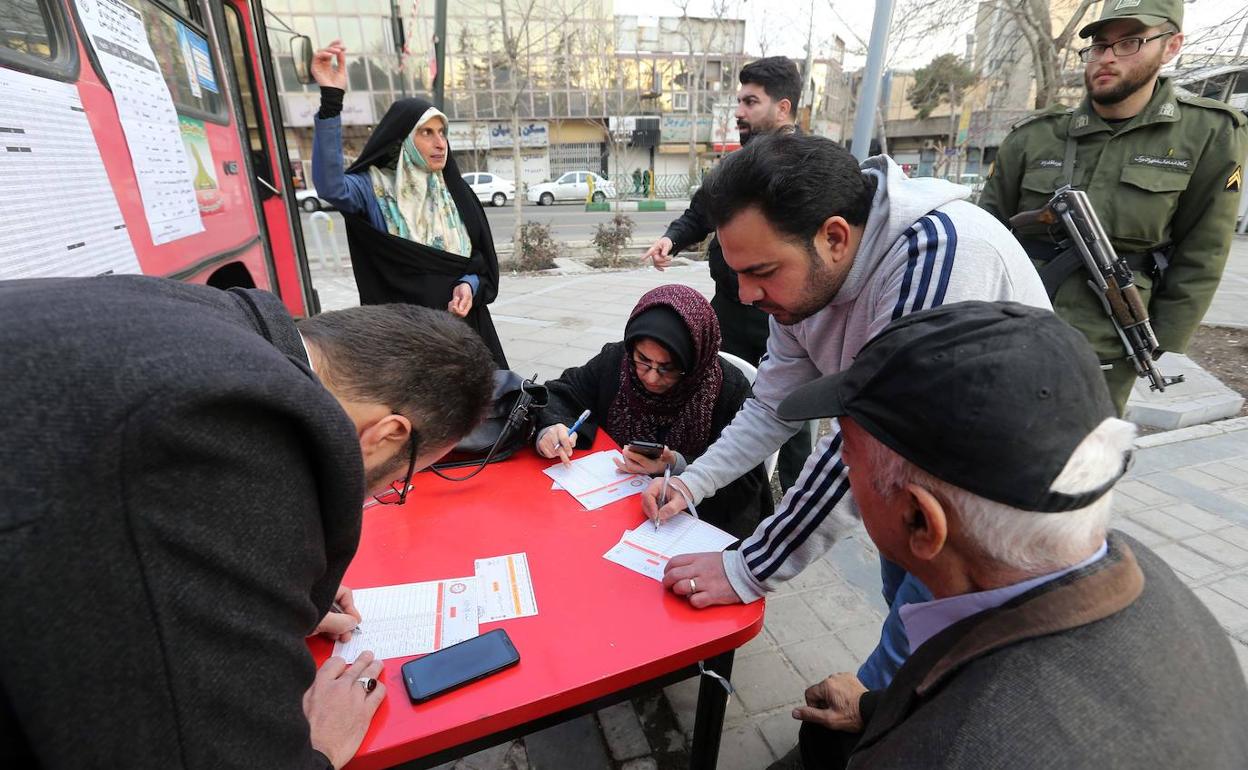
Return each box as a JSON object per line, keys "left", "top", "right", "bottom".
{"left": 1229, "top": 165, "right": 1244, "bottom": 193}
{"left": 1175, "top": 92, "right": 1248, "bottom": 127}
{"left": 1011, "top": 105, "right": 1070, "bottom": 130}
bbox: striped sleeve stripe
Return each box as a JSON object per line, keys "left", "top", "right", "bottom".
{"left": 743, "top": 434, "right": 846, "bottom": 574}
{"left": 756, "top": 474, "right": 853, "bottom": 580}
{"left": 890, "top": 227, "right": 922, "bottom": 321}
{"left": 741, "top": 432, "right": 842, "bottom": 565}
{"left": 931, "top": 211, "right": 958, "bottom": 307}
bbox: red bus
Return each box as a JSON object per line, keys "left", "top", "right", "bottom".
{"left": 0, "top": 0, "right": 318, "bottom": 315}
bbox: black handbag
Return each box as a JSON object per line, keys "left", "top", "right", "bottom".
{"left": 430, "top": 370, "right": 548, "bottom": 480}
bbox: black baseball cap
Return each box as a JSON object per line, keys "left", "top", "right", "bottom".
{"left": 778, "top": 302, "right": 1125, "bottom": 513}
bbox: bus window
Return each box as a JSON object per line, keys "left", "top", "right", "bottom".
{"left": 135, "top": 0, "right": 225, "bottom": 119}
{"left": 222, "top": 4, "right": 275, "bottom": 190}
{"left": 0, "top": 0, "right": 54, "bottom": 60}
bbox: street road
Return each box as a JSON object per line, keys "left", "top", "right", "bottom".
{"left": 483, "top": 205, "right": 679, "bottom": 244}
{"left": 299, "top": 205, "right": 684, "bottom": 249}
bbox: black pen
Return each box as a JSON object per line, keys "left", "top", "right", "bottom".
{"left": 332, "top": 601, "right": 362, "bottom": 633}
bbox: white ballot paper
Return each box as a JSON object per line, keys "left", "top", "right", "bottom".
{"left": 333, "top": 577, "right": 479, "bottom": 662}
{"left": 544, "top": 450, "right": 649, "bottom": 510}
{"left": 604, "top": 514, "right": 737, "bottom": 581}
{"left": 74, "top": 0, "right": 203, "bottom": 244}
{"left": 475, "top": 553, "right": 538, "bottom": 622}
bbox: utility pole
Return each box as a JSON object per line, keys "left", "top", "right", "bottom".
{"left": 850, "top": 0, "right": 895, "bottom": 161}
{"left": 391, "top": 0, "right": 407, "bottom": 97}
{"left": 433, "top": 0, "right": 448, "bottom": 109}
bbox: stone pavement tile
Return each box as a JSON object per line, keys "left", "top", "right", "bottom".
{"left": 781, "top": 634, "right": 862, "bottom": 683}
{"left": 835, "top": 622, "right": 884, "bottom": 664}
{"left": 597, "top": 701, "right": 651, "bottom": 761}
{"left": 536, "top": 345, "right": 603, "bottom": 369}
{"left": 1209, "top": 574, "right": 1248, "bottom": 611}
{"left": 1169, "top": 466, "right": 1238, "bottom": 491}
{"left": 1110, "top": 488, "right": 1149, "bottom": 514}
{"left": 1142, "top": 475, "right": 1248, "bottom": 521}
{"left": 763, "top": 595, "right": 831, "bottom": 647}
{"left": 1110, "top": 518, "right": 1171, "bottom": 548}
{"left": 524, "top": 715, "right": 610, "bottom": 770}
{"left": 728, "top": 654, "right": 808, "bottom": 714}
{"left": 1151, "top": 543, "right": 1224, "bottom": 581}
{"left": 620, "top": 758, "right": 658, "bottom": 770}
{"left": 1198, "top": 462, "right": 1248, "bottom": 487}
{"left": 786, "top": 558, "right": 841, "bottom": 592}
{"left": 715, "top": 724, "right": 778, "bottom": 769}
{"left": 1194, "top": 587, "right": 1248, "bottom": 634}
{"left": 499, "top": 339, "right": 558, "bottom": 361}
{"left": 1128, "top": 508, "right": 1203, "bottom": 540}
{"left": 1161, "top": 503, "right": 1237, "bottom": 532}
{"left": 822, "top": 535, "right": 888, "bottom": 614}
{"left": 664, "top": 677, "right": 745, "bottom": 736}
{"left": 1181, "top": 534, "right": 1248, "bottom": 568}
{"left": 1212, "top": 526, "right": 1248, "bottom": 552}
{"left": 737, "top": 627, "right": 778, "bottom": 660}
{"left": 1115, "top": 478, "right": 1180, "bottom": 506}
{"left": 757, "top": 709, "right": 803, "bottom": 760}
{"left": 802, "top": 585, "right": 887, "bottom": 634}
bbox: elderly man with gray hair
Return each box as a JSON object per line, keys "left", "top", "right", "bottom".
{"left": 768, "top": 301, "right": 1248, "bottom": 770}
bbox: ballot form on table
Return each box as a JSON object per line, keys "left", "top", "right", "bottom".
{"left": 333, "top": 578, "right": 480, "bottom": 662}
{"left": 543, "top": 450, "right": 649, "bottom": 510}
{"left": 475, "top": 552, "right": 539, "bottom": 622}
{"left": 603, "top": 514, "right": 737, "bottom": 581}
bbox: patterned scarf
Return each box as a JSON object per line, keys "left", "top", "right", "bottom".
{"left": 367, "top": 107, "right": 473, "bottom": 257}
{"left": 607, "top": 285, "right": 724, "bottom": 457}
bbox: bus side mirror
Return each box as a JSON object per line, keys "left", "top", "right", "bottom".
{"left": 291, "top": 35, "right": 314, "bottom": 85}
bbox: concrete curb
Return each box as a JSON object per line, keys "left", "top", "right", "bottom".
{"left": 1135, "top": 416, "right": 1248, "bottom": 449}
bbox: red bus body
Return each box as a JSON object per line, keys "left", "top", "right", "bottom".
{"left": 0, "top": 0, "right": 316, "bottom": 315}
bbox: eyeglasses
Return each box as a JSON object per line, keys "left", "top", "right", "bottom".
{"left": 372, "top": 430, "right": 420, "bottom": 506}
{"left": 1078, "top": 31, "right": 1174, "bottom": 63}
{"left": 632, "top": 355, "right": 684, "bottom": 380}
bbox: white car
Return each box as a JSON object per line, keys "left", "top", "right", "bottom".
{"left": 295, "top": 187, "right": 332, "bottom": 213}
{"left": 464, "top": 172, "right": 515, "bottom": 207}
{"left": 527, "top": 171, "right": 616, "bottom": 205}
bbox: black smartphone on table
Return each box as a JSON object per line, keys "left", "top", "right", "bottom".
{"left": 627, "top": 440, "right": 664, "bottom": 459}
{"left": 402, "top": 628, "right": 520, "bottom": 703}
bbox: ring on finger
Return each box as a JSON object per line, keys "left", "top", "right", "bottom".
{"left": 357, "top": 676, "right": 378, "bottom": 693}
{"left": 688, "top": 578, "right": 697, "bottom": 594}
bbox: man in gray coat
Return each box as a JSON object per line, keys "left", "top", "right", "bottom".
{"left": 0, "top": 276, "right": 495, "bottom": 769}
{"left": 772, "top": 301, "right": 1248, "bottom": 769}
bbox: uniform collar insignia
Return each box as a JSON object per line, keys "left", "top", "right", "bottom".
{"left": 1158, "top": 102, "right": 1176, "bottom": 118}
{"left": 1073, "top": 114, "right": 1089, "bottom": 129}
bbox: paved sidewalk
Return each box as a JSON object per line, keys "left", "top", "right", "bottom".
{"left": 309, "top": 252, "right": 1248, "bottom": 769}
{"left": 1204, "top": 234, "right": 1248, "bottom": 329}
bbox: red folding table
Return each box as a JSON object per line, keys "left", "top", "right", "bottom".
{"left": 309, "top": 433, "right": 765, "bottom": 769}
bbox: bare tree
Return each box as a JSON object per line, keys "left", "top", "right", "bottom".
{"left": 890, "top": 0, "right": 1097, "bottom": 109}
{"left": 673, "top": 0, "right": 737, "bottom": 185}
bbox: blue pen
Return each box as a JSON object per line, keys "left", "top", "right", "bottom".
{"left": 558, "top": 409, "right": 590, "bottom": 465}
{"left": 567, "top": 409, "right": 591, "bottom": 436}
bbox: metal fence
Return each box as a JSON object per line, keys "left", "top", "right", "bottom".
{"left": 610, "top": 173, "right": 702, "bottom": 200}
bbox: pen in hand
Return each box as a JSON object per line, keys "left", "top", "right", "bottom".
{"left": 656, "top": 463, "right": 671, "bottom": 532}
{"left": 331, "top": 601, "right": 362, "bottom": 633}
{"left": 560, "top": 409, "right": 591, "bottom": 467}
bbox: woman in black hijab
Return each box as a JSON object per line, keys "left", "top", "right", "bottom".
{"left": 310, "top": 40, "right": 507, "bottom": 367}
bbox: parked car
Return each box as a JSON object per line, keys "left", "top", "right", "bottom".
{"left": 464, "top": 172, "right": 516, "bottom": 207}
{"left": 295, "top": 187, "right": 333, "bottom": 213}
{"left": 526, "top": 171, "right": 616, "bottom": 205}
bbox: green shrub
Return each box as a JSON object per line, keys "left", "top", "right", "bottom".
{"left": 515, "top": 221, "right": 561, "bottom": 271}
{"left": 590, "top": 213, "right": 635, "bottom": 269}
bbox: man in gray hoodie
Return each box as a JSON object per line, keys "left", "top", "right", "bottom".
{"left": 642, "top": 134, "right": 1051, "bottom": 687}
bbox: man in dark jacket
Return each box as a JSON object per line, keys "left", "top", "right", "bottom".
{"left": 0, "top": 276, "right": 495, "bottom": 769}
{"left": 770, "top": 301, "right": 1248, "bottom": 769}
{"left": 643, "top": 56, "right": 812, "bottom": 491}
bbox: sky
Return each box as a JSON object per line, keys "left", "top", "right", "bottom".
{"left": 622, "top": 0, "right": 1246, "bottom": 71}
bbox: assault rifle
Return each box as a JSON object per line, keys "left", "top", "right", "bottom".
{"left": 1010, "top": 185, "right": 1183, "bottom": 392}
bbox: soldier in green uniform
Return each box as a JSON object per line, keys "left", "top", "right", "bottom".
{"left": 980, "top": 0, "right": 1247, "bottom": 412}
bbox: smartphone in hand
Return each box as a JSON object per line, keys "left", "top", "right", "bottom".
{"left": 627, "top": 440, "right": 664, "bottom": 459}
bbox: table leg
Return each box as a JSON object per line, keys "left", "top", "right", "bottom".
{"left": 689, "top": 650, "right": 735, "bottom": 770}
